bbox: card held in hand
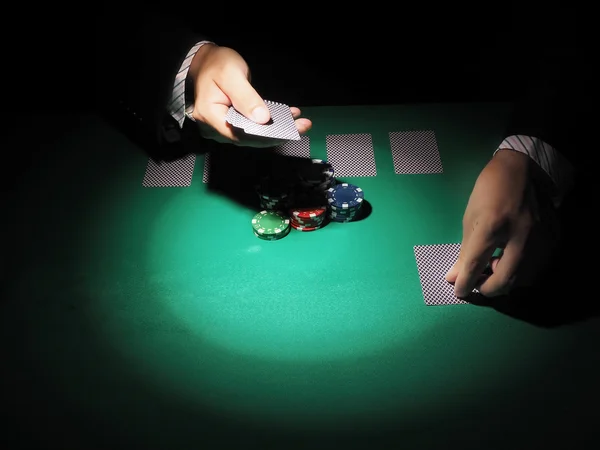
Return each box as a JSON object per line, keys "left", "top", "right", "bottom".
{"left": 225, "top": 100, "right": 300, "bottom": 141}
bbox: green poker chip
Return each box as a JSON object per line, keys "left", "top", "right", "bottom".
{"left": 253, "top": 228, "right": 290, "bottom": 241}
{"left": 251, "top": 210, "right": 290, "bottom": 237}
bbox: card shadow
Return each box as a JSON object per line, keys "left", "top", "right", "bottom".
{"left": 467, "top": 287, "right": 599, "bottom": 328}
{"left": 198, "top": 143, "right": 322, "bottom": 210}
{"left": 160, "top": 138, "right": 376, "bottom": 221}
{"left": 465, "top": 257, "right": 595, "bottom": 328}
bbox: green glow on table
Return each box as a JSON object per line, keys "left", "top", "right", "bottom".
{"left": 72, "top": 105, "right": 559, "bottom": 429}
{"left": 4, "top": 106, "right": 596, "bottom": 448}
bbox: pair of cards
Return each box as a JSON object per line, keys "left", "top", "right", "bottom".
{"left": 225, "top": 100, "right": 300, "bottom": 141}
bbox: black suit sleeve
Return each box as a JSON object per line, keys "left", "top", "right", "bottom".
{"left": 506, "top": 49, "right": 589, "bottom": 170}
{"left": 94, "top": 11, "right": 208, "bottom": 155}
{"left": 503, "top": 6, "right": 590, "bottom": 171}
{"left": 496, "top": 4, "right": 591, "bottom": 212}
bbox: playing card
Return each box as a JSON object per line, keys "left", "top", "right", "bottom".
{"left": 325, "top": 133, "right": 377, "bottom": 177}
{"left": 142, "top": 154, "right": 196, "bottom": 187}
{"left": 225, "top": 107, "right": 252, "bottom": 129}
{"left": 202, "top": 152, "right": 211, "bottom": 184}
{"left": 389, "top": 130, "right": 443, "bottom": 174}
{"left": 273, "top": 135, "right": 311, "bottom": 158}
{"left": 225, "top": 100, "right": 300, "bottom": 141}
{"left": 413, "top": 243, "right": 469, "bottom": 306}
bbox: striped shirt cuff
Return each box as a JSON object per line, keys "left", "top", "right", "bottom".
{"left": 495, "top": 135, "right": 574, "bottom": 208}
{"left": 168, "top": 41, "right": 213, "bottom": 128}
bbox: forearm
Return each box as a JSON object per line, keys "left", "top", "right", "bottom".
{"left": 494, "top": 135, "right": 574, "bottom": 208}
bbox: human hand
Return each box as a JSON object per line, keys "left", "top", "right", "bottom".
{"left": 187, "top": 44, "right": 311, "bottom": 147}
{"left": 445, "top": 149, "right": 559, "bottom": 298}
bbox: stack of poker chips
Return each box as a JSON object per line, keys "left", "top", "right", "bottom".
{"left": 251, "top": 160, "right": 365, "bottom": 240}
{"left": 251, "top": 210, "right": 291, "bottom": 241}
{"left": 326, "top": 183, "right": 364, "bottom": 222}
{"left": 255, "top": 177, "right": 290, "bottom": 212}
{"left": 286, "top": 186, "right": 329, "bottom": 232}
{"left": 288, "top": 205, "right": 328, "bottom": 231}
{"left": 298, "top": 159, "right": 336, "bottom": 192}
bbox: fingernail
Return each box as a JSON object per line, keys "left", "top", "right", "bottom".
{"left": 251, "top": 106, "right": 269, "bottom": 123}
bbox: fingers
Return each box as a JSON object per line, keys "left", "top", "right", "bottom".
{"left": 198, "top": 103, "right": 240, "bottom": 142}
{"left": 450, "top": 221, "right": 529, "bottom": 298}
{"left": 451, "top": 226, "right": 497, "bottom": 298}
{"left": 445, "top": 213, "right": 474, "bottom": 285}
{"left": 489, "top": 256, "right": 500, "bottom": 272}
{"left": 478, "top": 240, "right": 525, "bottom": 297}
{"left": 198, "top": 102, "right": 312, "bottom": 147}
{"left": 214, "top": 68, "right": 270, "bottom": 124}
{"left": 478, "top": 221, "right": 541, "bottom": 297}
{"left": 295, "top": 118, "right": 312, "bottom": 134}
{"left": 291, "top": 108, "right": 313, "bottom": 133}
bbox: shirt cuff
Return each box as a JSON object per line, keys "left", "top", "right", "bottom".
{"left": 494, "top": 135, "right": 574, "bottom": 208}
{"left": 168, "top": 40, "right": 213, "bottom": 128}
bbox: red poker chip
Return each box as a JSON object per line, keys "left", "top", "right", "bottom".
{"left": 290, "top": 221, "right": 321, "bottom": 232}
{"left": 291, "top": 217, "right": 321, "bottom": 226}
{"left": 290, "top": 216, "right": 322, "bottom": 225}
{"left": 289, "top": 206, "right": 327, "bottom": 220}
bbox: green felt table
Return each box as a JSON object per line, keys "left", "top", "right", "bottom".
{"left": 3, "top": 103, "right": 599, "bottom": 449}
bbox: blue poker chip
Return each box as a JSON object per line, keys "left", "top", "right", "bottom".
{"left": 329, "top": 216, "right": 354, "bottom": 223}
{"left": 326, "top": 183, "right": 364, "bottom": 209}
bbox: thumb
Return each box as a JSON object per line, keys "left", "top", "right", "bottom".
{"left": 217, "top": 68, "right": 270, "bottom": 124}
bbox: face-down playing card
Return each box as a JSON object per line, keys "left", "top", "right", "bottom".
{"left": 225, "top": 100, "right": 300, "bottom": 141}
{"left": 325, "top": 133, "right": 377, "bottom": 177}
{"left": 413, "top": 243, "right": 470, "bottom": 306}
{"left": 142, "top": 154, "right": 196, "bottom": 187}
{"left": 273, "top": 135, "right": 311, "bottom": 158}
{"left": 389, "top": 130, "right": 443, "bottom": 174}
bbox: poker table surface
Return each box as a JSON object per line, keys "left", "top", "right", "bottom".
{"left": 3, "top": 103, "right": 599, "bottom": 450}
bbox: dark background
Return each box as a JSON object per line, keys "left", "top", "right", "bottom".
{"left": 3, "top": 4, "right": 596, "bottom": 449}
{"left": 13, "top": 2, "right": 581, "bottom": 111}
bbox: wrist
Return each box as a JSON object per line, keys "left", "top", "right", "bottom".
{"left": 188, "top": 43, "right": 216, "bottom": 83}
{"left": 496, "top": 148, "right": 557, "bottom": 206}
{"left": 494, "top": 147, "right": 531, "bottom": 169}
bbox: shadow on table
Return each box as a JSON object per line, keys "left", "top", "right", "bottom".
{"left": 351, "top": 200, "right": 373, "bottom": 222}
{"left": 468, "top": 287, "right": 600, "bottom": 328}
{"left": 163, "top": 141, "right": 376, "bottom": 221}
{"left": 197, "top": 143, "right": 323, "bottom": 210}
{"left": 467, "top": 244, "right": 595, "bottom": 328}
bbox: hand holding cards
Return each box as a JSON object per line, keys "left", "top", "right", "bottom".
{"left": 185, "top": 45, "right": 310, "bottom": 147}
{"left": 226, "top": 100, "right": 301, "bottom": 141}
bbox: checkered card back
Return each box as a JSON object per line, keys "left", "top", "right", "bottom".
{"left": 225, "top": 107, "right": 246, "bottom": 128}
{"left": 273, "top": 135, "right": 311, "bottom": 158}
{"left": 202, "top": 153, "right": 211, "bottom": 184}
{"left": 225, "top": 101, "right": 300, "bottom": 141}
{"left": 325, "top": 133, "right": 377, "bottom": 177}
{"left": 389, "top": 130, "right": 443, "bottom": 174}
{"left": 142, "top": 154, "right": 196, "bottom": 187}
{"left": 413, "top": 243, "right": 468, "bottom": 306}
